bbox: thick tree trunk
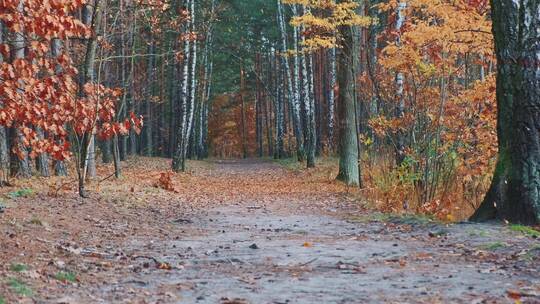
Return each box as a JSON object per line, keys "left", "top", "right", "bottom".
{"left": 336, "top": 1, "right": 360, "bottom": 186}
{"left": 471, "top": 0, "right": 540, "bottom": 224}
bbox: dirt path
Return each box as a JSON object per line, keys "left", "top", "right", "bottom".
{"left": 1, "top": 159, "right": 539, "bottom": 303}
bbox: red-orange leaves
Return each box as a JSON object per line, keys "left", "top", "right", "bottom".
{"left": 0, "top": 0, "right": 142, "bottom": 161}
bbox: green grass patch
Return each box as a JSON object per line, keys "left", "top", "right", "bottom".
{"left": 9, "top": 263, "right": 28, "bottom": 272}
{"left": 7, "top": 278, "right": 32, "bottom": 297}
{"left": 0, "top": 296, "right": 5, "bottom": 304}
{"left": 509, "top": 225, "right": 540, "bottom": 238}
{"left": 481, "top": 241, "right": 507, "bottom": 251}
{"left": 7, "top": 188, "right": 34, "bottom": 199}
{"left": 54, "top": 271, "right": 77, "bottom": 283}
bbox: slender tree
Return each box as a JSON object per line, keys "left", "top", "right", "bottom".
{"left": 277, "top": 0, "right": 305, "bottom": 161}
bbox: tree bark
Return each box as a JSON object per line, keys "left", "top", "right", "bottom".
{"left": 0, "top": 21, "right": 10, "bottom": 184}
{"left": 471, "top": 0, "right": 540, "bottom": 224}
{"left": 278, "top": 1, "right": 305, "bottom": 161}
{"left": 327, "top": 47, "right": 337, "bottom": 151}
{"left": 394, "top": 1, "right": 406, "bottom": 166}
{"left": 12, "top": 0, "right": 32, "bottom": 178}
{"left": 336, "top": 0, "right": 360, "bottom": 186}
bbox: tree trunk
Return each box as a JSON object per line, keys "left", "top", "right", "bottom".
{"left": 0, "top": 21, "right": 10, "bottom": 184}
{"left": 327, "top": 47, "right": 337, "bottom": 151}
{"left": 173, "top": 0, "right": 196, "bottom": 172}
{"left": 471, "top": 0, "right": 540, "bottom": 225}
{"left": 336, "top": 0, "right": 360, "bottom": 186}
{"left": 12, "top": 0, "right": 31, "bottom": 178}
{"left": 394, "top": 1, "right": 407, "bottom": 166}
{"left": 76, "top": 0, "right": 103, "bottom": 196}
{"left": 278, "top": 1, "right": 305, "bottom": 161}
{"left": 143, "top": 41, "right": 155, "bottom": 157}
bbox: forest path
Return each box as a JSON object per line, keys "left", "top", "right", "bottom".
{"left": 99, "top": 159, "right": 539, "bottom": 304}
{"left": 1, "top": 159, "right": 539, "bottom": 303}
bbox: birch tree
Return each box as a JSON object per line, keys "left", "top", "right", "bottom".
{"left": 394, "top": 1, "right": 406, "bottom": 166}
{"left": 277, "top": 0, "right": 305, "bottom": 161}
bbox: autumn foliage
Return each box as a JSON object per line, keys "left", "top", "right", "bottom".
{"left": 0, "top": 0, "right": 141, "bottom": 163}
{"left": 360, "top": 0, "right": 496, "bottom": 219}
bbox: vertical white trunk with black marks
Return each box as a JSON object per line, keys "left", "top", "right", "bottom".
{"left": 173, "top": 0, "right": 194, "bottom": 172}
{"left": 395, "top": 1, "right": 406, "bottom": 165}
{"left": 327, "top": 47, "right": 337, "bottom": 149}
{"left": 278, "top": 0, "right": 305, "bottom": 161}
{"left": 272, "top": 47, "right": 285, "bottom": 158}
{"left": 307, "top": 51, "right": 317, "bottom": 166}
{"left": 183, "top": 0, "right": 197, "bottom": 167}
{"left": 291, "top": 5, "right": 303, "bottom": 158}
{"left": 298, "top": 5, "right": 316, "bottom": 167}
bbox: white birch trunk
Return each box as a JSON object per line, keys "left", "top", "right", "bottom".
{"left": 328, "top": 47, "right": 337, "bottom": 149}
{"left": 277, "top": 0, "right": 304, "bottom": 161}
{"left": 395, "top": 1, "right": 407, "bottom": 165}
{"left": 173, "top": 0, "right": 193, "bottom": 172}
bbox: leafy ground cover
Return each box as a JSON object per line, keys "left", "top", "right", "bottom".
{"left": 0, "top": 158, "right": 538, "bottom": 303}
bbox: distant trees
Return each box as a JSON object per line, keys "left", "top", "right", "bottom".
{"left": 1, "top": 0, "right": 538, "bottom": 225}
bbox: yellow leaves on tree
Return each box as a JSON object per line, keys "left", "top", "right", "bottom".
{"left": 362, "top": 0, "right": 496, "bottom": 219}
{"left": 283, "top": 0, "right": 371, "bottom": 52}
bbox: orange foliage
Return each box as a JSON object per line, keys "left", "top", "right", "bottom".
{"left": 361, "top": 0, "right": 496, "bottom": 220}
{"left": 208, "top": 94, "right": 257, "bottom": 158}
{"left": 0, "top": 0, "right": 142, "bottom": 161}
